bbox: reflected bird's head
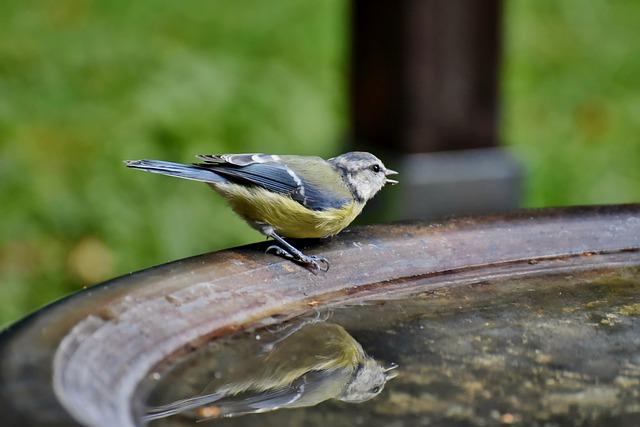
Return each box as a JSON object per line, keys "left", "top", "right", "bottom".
{"left": 340, "top": 359, "right": 399, "bottom": 403}
{"left": 329, "top": 152, "right": 399, "bottom": 202}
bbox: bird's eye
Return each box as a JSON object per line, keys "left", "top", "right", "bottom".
{"left": 371, "top": 164, "right": 381, "bottom": 173}
{"left": 371, "top": 386, "right": 381, "bottom": 394}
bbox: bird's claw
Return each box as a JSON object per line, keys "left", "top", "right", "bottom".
{"left": 265, "top": 246, "right": 330, "bottom": 273}
{"left": 304, "top": 255, "right": 330, "bottom": 273}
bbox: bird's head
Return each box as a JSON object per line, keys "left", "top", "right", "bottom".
{"left": 329, "top": 152, "right": 398, "bottom": 202}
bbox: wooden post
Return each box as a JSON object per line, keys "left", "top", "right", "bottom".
{"left": 350, "top": 0, "right": 520, "bottom": 220}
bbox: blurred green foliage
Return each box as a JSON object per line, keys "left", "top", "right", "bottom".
{"left": 504, "top": 1, "right": 640, "bottom": 206}
{"left": 1, "top": 1, "right": 639, "bottom": 326}
{"left": 0, "top": 0, "right": 347, "bottom": 325}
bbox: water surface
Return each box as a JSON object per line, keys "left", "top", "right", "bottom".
{"left": 140, "top": 267, "right": 640, "bottom": 426}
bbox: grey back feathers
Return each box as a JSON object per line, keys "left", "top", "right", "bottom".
{"left": 197, "top": 153, "right": 282, "bottom": 166}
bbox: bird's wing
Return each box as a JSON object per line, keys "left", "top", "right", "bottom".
{"left": 205, "top": 383, "right": 306, "bottom": 418}
{"left": 198, "top": 369, "right": 344, "bottom": 419}
{"left": 196, "top": 154, "right": 352, "bottom": 211}
{"left": 143, "top": 387, "right": 302, "bottom": 421}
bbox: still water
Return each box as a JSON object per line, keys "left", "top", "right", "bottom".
{"left": 138, "top": 267, "right": 640, "bottom": 426}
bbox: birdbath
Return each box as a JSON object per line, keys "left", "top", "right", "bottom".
{"left": 1, "top": 205, "right": 639, "bottom": 426}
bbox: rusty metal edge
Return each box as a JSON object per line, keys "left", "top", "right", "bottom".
{"left": 0, "top": 205, "right": 639, "bottom": 427}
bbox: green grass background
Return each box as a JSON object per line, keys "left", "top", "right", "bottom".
{"left": 1, "top": 0, "right": 639, "bottom": 326}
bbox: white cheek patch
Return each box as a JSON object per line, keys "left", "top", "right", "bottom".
{"left": 350, "top": 172, "right": 384, "bottom": 202}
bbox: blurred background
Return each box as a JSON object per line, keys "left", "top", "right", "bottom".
{"left": 0, "top": 0, "right": 639, "bottom": 327}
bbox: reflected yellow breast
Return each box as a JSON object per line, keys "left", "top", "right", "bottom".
{"left": 213, "top": 184, "right": 362, "bottom": 238}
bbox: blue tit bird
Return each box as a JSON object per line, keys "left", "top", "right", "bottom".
{"left": 125, "top": 152, "right": 398, "bottom": 271}
{"left": 143, "top": 322, "right": 398, "bottom": 421}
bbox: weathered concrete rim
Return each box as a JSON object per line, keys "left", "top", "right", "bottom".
{"left": 0, "top": 205, "right": 639, "bottom": 427}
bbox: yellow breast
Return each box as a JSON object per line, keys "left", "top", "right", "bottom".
{"left": 213, "top": 184, "right": 362, "bottom": 239}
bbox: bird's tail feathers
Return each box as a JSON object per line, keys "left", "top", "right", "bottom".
{"left": 125, "top": 160, "right": 226, "bottom": 184}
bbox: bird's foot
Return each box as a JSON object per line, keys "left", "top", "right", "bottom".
{"left": 265, "top": 245, "right": 330, "bottom": 273}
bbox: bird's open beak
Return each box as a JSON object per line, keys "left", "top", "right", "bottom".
{"left": 384, "top": 362, "right": 399, "bottom": 379}
{"left": 385, "top": 169, "right": 399, "bottom": 185}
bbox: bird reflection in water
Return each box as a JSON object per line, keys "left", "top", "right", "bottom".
{"left": 144, "top": 322, "right": 398, "bottom": 422}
